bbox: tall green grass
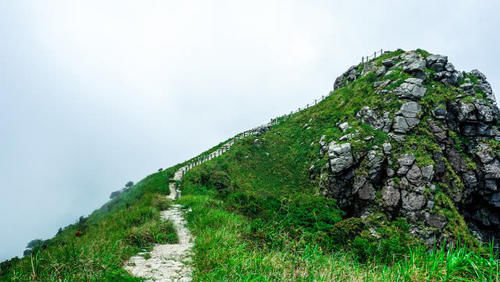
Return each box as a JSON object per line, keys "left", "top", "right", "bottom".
{"left": 2, "top": 168, "right": 178, "bottom": 281}
{"left": 174, "top": 57, "right": 499, "bottom": 280}
{"left": 3, "top": 49, "right": 499, "bottom": 281}
{"left": 178, "top": 194, "right": 498, "bottom": 281}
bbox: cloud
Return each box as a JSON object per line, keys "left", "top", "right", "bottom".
{"left": 0, "top": 0, "right": 499, "bottom": 260}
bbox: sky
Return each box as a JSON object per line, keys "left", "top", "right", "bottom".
{"left": 0, "top": 0, "right": 499, "bottom": 261}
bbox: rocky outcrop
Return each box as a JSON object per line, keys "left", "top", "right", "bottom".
{"left": 319, "top": 50, "right": 500, "bottom": 249}
{"left": 328, "top": 142, "right": 354, "bottom": 173}
{"left": 394, "top": 78, "right": 427, "bottom": 100}
{"left": 334, "top": 65, "right": 361, "bottom": 90}
{"left": 356, "top": 107, "right": 392, "bottom": 132}
{"left": 393, "top": 101, "right": 421, "bottom": 134}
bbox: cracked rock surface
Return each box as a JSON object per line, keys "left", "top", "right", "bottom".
{"left": 320, "top": 49, "right": 500, "bottom": 249}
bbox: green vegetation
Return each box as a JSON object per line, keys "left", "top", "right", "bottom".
{"left": 416, "top": 48, "right": 431, "bottom": 58}
{"left": 1, "top": 49, "right": 499, "bottom": 281}
{"left": 174, "top": 51, "right": 498, "bottom": 279}
{"left": 177, "top": 192, "right": 498, "bottom": 281}
{"left": 375, "top": 49, "right": 405, "bottom": 65}
{"left": 1, "top": 169, "right": 178, "bottom": 281}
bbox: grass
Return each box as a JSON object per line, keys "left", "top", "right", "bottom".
{"left": 1, "top": 169, "right": 178, "bottom": 281}
{"left": 2, "top": 48, "right": 499, "bottom": 281}
{"left": 173, "top": 48, "right": 498, "bottom": 280}
{"left": 178, "top": 194, "right": 498, "bottom": 281}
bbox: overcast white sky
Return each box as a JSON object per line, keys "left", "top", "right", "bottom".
{"left": 1, "top": 0, "right": 499, "bottom": 260}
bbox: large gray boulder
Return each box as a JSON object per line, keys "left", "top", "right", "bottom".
{"left": 334, "top": 65, "right": 359, "bottom": 90}
{"left": 475, "top": 143, "right": 495, "bottom": 164}
{"left": 328, "top": 142, "right": 354, "bottom": 174}
{"left": 398, "top": 101, "right": 421, "bottom": 118}
{"left": 401, "top": 190, "right": 426, "bottom": 211}
{"left": 393, "top": 116, "right": 409, "bottom": 134}
{"left": 398, "top": 153, "right": 416, "bottom": 167}
{"left": 470, "top": 70, "right": 496, "bottom": 104}
{"left": 426, "top": 54, "right": 448, "bottom": 72}
{"left": 484, "top": 160, "right": 500, "bottom": 179}
{"left": 392, "top": 101, "right": 422, "bottom": 134}
{"left": 406, "top": 165, "right": 423, "bottom": 185}
{"left": 394, "top": 78, "right": 427, "bottom": 100}
{"left": 382, "top": 182, "right": 400, "bottom": 207}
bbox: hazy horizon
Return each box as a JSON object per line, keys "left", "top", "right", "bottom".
{"left": 1, "top": 0, "right": 499, "bottom": 261}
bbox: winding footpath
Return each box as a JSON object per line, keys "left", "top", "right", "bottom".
{"left": 122, "top": 84, "right": 326, "bottom": 280}
{"left": 124, "top": 141, "right": 235, "bottom": 281}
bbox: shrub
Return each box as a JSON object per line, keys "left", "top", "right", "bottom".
{"left": 109, "top": 190, "right": 122, "bottom": 199}
{"left": 350, "top": 217, "right": 417, "bottom": 263}
{"left": 209, "top": 170, "right": 231, "bottom": 194}
{"left": 225, "top": 191, "right": 265, "bottom": 218}
{"left": 329, "top": 218, "right": 364, "bottom": 246}
{"left": 152, "top": 195, "right": 170, "bottom": 210}
{"left": 125, "top": 219, "right": 178, "bottom": 248}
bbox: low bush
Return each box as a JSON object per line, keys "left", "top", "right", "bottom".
{"left": 125, "top": 219, "right": 178, "bottom": 248}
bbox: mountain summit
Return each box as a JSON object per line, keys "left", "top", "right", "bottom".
{"left": 322, "top": 49, "right": 499, "bottom": 248}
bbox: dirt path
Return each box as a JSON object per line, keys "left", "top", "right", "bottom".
{"left": 124, "top": 204, "right": 193, "bottom": 281}
{"left": 125, "top": 142, "right": 235, "bottom": 281}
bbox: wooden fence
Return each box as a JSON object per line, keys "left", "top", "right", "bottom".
{"left": 178, "top": 50, "right": 384, "bottom": 175}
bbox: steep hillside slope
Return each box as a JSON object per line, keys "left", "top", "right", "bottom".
{"left": 177, "top": 49, "right": 499, "bottom": 280}
{"left": 1, "top": 49, "right": 498, "bottom": 281}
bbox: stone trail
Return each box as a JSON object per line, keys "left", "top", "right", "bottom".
{"left": 124, "top": 91, "right": 291, "bottom": 280}
{"left": 124, "top": 205, "right": 194, "bottom": 281}
{"left": 125, "top": 139, "right": 238, "bottom": 281}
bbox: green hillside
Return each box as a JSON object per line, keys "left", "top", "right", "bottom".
{"left": 1, "top": 49, "right": 499, "bottom": 281}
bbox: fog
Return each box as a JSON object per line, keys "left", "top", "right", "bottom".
{"left": 1, "top": 0, "right": 499, "bottom": 260}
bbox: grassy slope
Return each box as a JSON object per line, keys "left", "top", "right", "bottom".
{"left": 1, "top": 49, "right": 498, "bottom": 281}
{"left": 1, "top": 167, "right": 180, "bottom": 280}
{"left": 0, "top": 133, "right": 237, "bottom": 280}
{"left": 177, "top": 51, "right": 498, "bottom": 280}
{"left": 0, "top": 134, "right": 238, "bottom": 281}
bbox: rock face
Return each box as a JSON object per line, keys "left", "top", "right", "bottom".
{"left": 334, "top": 65, "right": 360, "bottom": 90}
{"left": 319, "top": 49, "right": 500, "bottom": 249}
{"left": 328, "top": 142, "right": 354, "bottom": 173}
{"left": 394, "top": 78, "right": 427, "bottom": 100}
